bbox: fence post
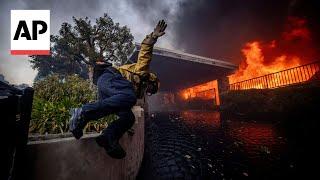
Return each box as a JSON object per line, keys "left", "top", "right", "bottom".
{"left": 265, "top": 76, "right": 269, "bottom": 88}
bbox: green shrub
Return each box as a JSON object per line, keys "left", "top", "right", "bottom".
{"left": 30, "top": 74, "right": 116, "bottom": 134}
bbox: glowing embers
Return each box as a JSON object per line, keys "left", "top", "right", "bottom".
{"left": 229, "top": 16, "right": 319, "bottom": 89}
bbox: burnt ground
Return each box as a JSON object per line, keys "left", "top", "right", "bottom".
{"left": 137, "top": 110, "right": 317, "bottom": 180}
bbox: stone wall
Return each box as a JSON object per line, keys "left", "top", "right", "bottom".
{"left": 25, "top": 106, "right": 144, "bottom": 180}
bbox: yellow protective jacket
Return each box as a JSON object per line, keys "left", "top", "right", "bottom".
{"left": 115, "top": 43, "right": 156, "bottom": 95}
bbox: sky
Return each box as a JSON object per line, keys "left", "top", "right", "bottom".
{"left": 0, "top": 0, "right": 319, "bottom": 85}
{"left": 0, "top": 0, "right": 182, "bottom": 85}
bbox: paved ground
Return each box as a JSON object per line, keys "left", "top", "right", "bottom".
{"left": 137, "top": 110, "right": 308, "bottom": 179}
{"left": 139, "top": 112, "right": 224, "bottom": 179}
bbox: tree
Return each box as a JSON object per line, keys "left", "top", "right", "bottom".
{"left": 30, "top": 13, "right": 134, "bottom": 82}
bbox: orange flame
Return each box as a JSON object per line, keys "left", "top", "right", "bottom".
{"left": 229, "top": 16, "right": 318, "bottom": 86}
{"left": 179, "top": 80, "right": 220, "bottom": 105}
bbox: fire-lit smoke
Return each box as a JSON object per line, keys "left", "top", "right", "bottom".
{"left": 229, "top": 16, "right": 319, "bottom": 84}
{"left": 128, "top": 0, "right": 319, "bottom": 65}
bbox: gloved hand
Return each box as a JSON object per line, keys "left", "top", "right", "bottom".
{"left": 142, "top": 20, "right": 167, "bottom": 45}
{"left": 152, "top": 20, "right": 167, "bottom": 38}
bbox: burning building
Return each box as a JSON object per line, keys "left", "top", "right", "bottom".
{"left": 128, "top": 44, "right": 237, "bottom": 111}
{"left": 130, "top": 18, "right": 320, "bottom": 111}
{"left": 129, "top": 15, "right": 320, "bottom": 111}
{"left": 126, "top": 1, "right": 320, "bottom": 111}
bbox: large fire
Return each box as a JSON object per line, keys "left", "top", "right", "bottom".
{"left": 179, "top": 80, "right": 220, "bottom": 105}
{"left": 229, "top": 16, "right": 319, "bottom": 85}
{"left": 179, "top": 16, "right": 319, "bottom": 103}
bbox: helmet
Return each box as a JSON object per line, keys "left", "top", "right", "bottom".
{"left": 145, "top": 72, "right": 160, "bottom": 96}
{"left": 93, "top": 60, "right": 112, "bottom": 85}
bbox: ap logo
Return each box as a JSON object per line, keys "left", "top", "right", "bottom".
{"left": 11, "top": 10, "right": 50, "bottom": 55}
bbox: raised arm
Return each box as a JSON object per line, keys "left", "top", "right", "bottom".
{"left": 134, "top": 20, "right": 167, "bottom": 74}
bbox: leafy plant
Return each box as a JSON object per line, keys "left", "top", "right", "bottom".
{"left": 30, "top": 74, "right": 116, "bottom": 134}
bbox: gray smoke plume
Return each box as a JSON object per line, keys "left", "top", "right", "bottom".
{"left": 128, "top": 0, "right": 320, "bottom": 64}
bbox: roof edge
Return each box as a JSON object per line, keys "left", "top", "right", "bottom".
{"left": 132, "top": 43, "right": 237, "bottom": 70}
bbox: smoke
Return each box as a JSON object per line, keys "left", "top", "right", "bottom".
{"left": 125, "top": 0, "right": 184, "bottom": 48}
{"left": 1, "top": 0, "right": 319, "bottom": 84}
{"left": 172, "top": 0, "right": 290, "bottom": 63}
{"left": 128, "top": 0, "right": 320, "bottom": 64}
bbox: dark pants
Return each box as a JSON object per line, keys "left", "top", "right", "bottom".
{"left": 82, "top": 67, "right": 137, "bottom": 141}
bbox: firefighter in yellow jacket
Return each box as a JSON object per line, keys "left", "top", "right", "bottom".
{"left": 69, "top": 20, "right": 167, "bottom": 159}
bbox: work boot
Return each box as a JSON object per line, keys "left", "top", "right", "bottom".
{"left": 69, "top": 108, "right": 87, "bottom": 139}
{"left": 95, "top": 133, "right": 126, "bottom": 159}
